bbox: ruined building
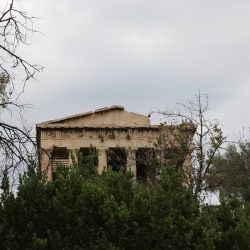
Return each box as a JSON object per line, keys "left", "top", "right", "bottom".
{"left": 36, "top": 105, "right": 193, "bottom": 181}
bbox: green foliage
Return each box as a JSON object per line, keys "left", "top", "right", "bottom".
{"left": 213, "top": 195, "right": 250, "bottom": 249}
{"left": 211, "top": 142, "right": 250, "bottom": 202}
{"left": 77, "top": 144, "right": 99, "bottom": 176}
{"left": 155, "top": 122, "right": 191, "bottom": 171}
{"left": 1, "top": 147, "right": 250, "bottom": 249}
{"left": 0, "top": 72, "right": 10, "bottom": 107}
{"left": 155, "top": 93, "right": 227, "bottom": 201}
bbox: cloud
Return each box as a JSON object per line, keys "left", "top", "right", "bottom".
{"left": 1, "top": 0, "right": 249, "bottom": 139}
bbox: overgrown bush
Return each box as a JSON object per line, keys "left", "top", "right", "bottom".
{"left": 1, "top": 149, "right": 250, "bottom": 249}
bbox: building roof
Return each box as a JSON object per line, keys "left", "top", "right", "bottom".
{"left": 36, "top": 105, "right": 156, "bottom": 129}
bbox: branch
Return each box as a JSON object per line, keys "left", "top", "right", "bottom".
{"left": 0, "top": 0, "right": 43, "bottom": 92}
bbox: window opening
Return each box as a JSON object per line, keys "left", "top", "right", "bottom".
{"left": 107, "top": 148, "right": 127, "bottom": 172}
{"left": 136, "top": 148, "right": 155, "bottom": 182}
{"left": 51, "top": 147, "right": 69, "bottom": 181}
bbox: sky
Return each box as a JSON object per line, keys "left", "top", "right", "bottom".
{"left": 2, "top": 0, "right": 250, "bottom": 203}
{"left": 1, "top": 0, "right": 248, "bottom": 142}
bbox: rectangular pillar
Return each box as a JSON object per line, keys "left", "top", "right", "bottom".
{"left": 98, "top": 148, "right": 107, "bottom": 174}
{"left": 40, "top": 149, "right": 53, "bottom": 180}
{"left": 126, "top": 148, "right": 137, "bottom": 180}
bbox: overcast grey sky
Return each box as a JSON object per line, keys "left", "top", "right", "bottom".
{"left": 3, "top": 0, "right": 250, "bottom": 139}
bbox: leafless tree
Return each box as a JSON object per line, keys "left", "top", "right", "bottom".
{"left": 0, "top": 0, "right": 43, "bottom": 90}
{"left": 153, "top": 92, "right": 227, "bottom": 201}
{"left": 0, "top": 116, "right": 37, "bottom": 183}
{"left": 0, "top": 72, "right": 37, "bottom": 183}
{"left": 0, "top": 0, "right": 43, "bottom": 182}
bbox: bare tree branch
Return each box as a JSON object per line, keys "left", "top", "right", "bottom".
{"left": 153, "top": 92, "right": 227, "bottom": 201}
{"left": 0, "top": 0, "right": 43, "bottom": 91}
{"left": 0, "top": 1, "right": 44, "bottom": 183}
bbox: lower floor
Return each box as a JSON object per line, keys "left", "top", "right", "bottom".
{"left": 40, "top": 146, "right": 159, "bottom": 182}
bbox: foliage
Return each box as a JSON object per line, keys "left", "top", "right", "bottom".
{"left": 211, "top": 142, "right": 250, "bottom": 202}
{"left": 154, "top": 121, "right": 195, "bottom": 173}
{"left": 1, "top": 148, "right": 250, "bottom": 249}
{"left": 153, "top": 92, "right": 227, "bottom": 201}
{"left": 77, "top": 144, "right": 99, "bottom": 176}
{"left": 213, "top": 195, "right": 250, "bottom": 249}
{"left": 0, "top": 72, "right": 10, "bottom": 107}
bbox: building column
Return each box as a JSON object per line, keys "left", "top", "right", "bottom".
{"left": 40, "top": 149, "right": 53, "bottom": 180}
{"left": 98, "top": 148, "right": 107, "bottom": 174}
{"left": 126, "top": 148, "right": 137, "bottom": 181}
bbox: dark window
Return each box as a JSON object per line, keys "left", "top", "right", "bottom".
{"left": 52, "top": 147, "right": 69, "bottom": 159}
{"left": 52, "top": 147, "right": 69, "bottom": 181}
{"left": 107, "top": 148, "right": 127, "bottom": 172}
{"left": 136, "top": 148, "right": 155, "bottom": 182}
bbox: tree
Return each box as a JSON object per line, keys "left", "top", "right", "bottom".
{"left": 0, "top": 150, "right": 211, "bottom": 249}
{"left": 211, "top": 142, "right": 250, "bottom": 202}
{"left": 2, "top": 150, "right": 250, "bottom": 249}
{"left": 0, "top": 72, "right": 36, "bottom": 181}
{"left": 0, "top": 0, "right": 43, "bottom": 86}
{"left": 213, "top": 195, "right": 250, "bottom": 249}
{"left": 0, "top": 0, "right": 42, "bottom": 179}
{"left": 153, "top": 92, "right": 227, "bottom": 201}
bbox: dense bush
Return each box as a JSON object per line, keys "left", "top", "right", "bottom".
{"left": 1, "top": 156, "right": 250, "bottom": 249}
